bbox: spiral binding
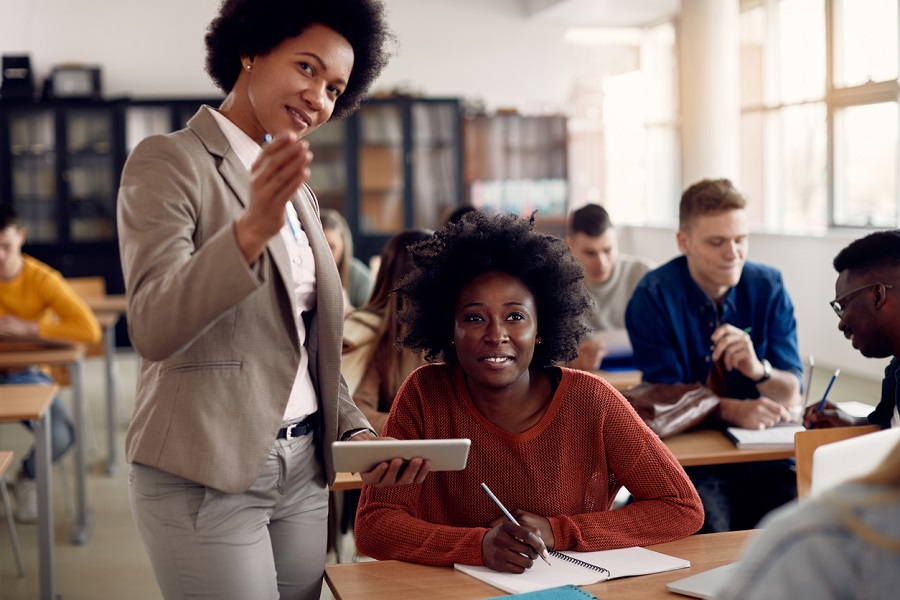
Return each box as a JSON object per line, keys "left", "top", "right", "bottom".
{"left": 548, "top": 550, "right": 611, "bottom": 578}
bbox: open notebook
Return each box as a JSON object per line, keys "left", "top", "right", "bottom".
{"left": 725, "top": 424, "right": 806, "bottom": 449}
{"left": 454, "top": 546, "right": 689, "bottom": 595}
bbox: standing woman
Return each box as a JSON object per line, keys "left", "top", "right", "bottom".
{"left": 117, "top": 1, "right": 426, "bottom": 599}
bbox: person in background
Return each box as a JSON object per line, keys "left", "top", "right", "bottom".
{"left": 341, "top": 228, "right": 431, "bottom": 431}
{"left": 117, "top": 2, "right": 426, "bottom": 598}
{"left": 625, "top": 178, "right": 803, "bottom": 533}
{"left": 805, "top": 230, "right": 900, "bottom": 430}
{"left": 0, "top": 204, "right": 101, "bottom": 523}
{"left": 718, "top": 438, "right": 900, "bottom": 600}
{"left": 355, "top": 210, "right": 703, "bottom": 572}
{"left": 566, "top": 203, "right": 654, "bottom": 371}
{"left": 321, "top": 208, "right": 374, "bottom": 314}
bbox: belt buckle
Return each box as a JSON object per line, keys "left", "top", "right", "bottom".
{"left": 285, "top": 423, "right": 299, "bottom": 440}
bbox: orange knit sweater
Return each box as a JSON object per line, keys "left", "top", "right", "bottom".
{"left": 354, "top": 364, "right": 704, "bottom": 567}
{"left": 0, "top": 255, "right": 100, "bottom": 343}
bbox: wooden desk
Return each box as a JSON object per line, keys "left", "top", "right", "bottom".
{"left": 83, "top": 294, "right": 127, "bottom": 314}
{"left": 0, "top": 345, "right": 92, "bottom": 546}
{"left": 594, "top": 369, "right": 642, "bottom": 391}
{"left": 664, "top": 429, "right": 794, "bottom": 467}
{"left": 0, "top": 385, "right": 58, "bottom": 600}
{"left": 331, "top": 428, "right": 793, "bottom": 491}
{"left": 325, "top": 530, "right": 751, "bottom": 600}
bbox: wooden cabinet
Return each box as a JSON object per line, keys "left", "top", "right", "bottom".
{"left": 464, "top": 113, "right": 568, "bottom": 235}
{"left": 306, "top": 97, "right": 464, "bottom": 260}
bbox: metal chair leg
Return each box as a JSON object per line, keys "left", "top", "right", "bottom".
{"left": 1, "top": 474, "right": 26, "bottom": 578}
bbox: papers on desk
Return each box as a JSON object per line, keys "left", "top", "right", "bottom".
{"left": 725, "top": 425, "right": 806, "bottom": 449}
{"left": 835, "top": 401, "right": 875, "bottom": 419}
{"left": 454, "top": 546, "right": 690, "bottom": 595}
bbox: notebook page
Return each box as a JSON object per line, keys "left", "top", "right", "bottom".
{"left": 454, "top": 547, "right": 689, "bottom": 594}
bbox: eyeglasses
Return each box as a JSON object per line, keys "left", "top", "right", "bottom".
{"left": 829, "top": 283, "right": 893, "bottom": 318}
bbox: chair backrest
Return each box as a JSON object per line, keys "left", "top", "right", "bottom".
{"left": 66, "top": 276, "right": 106, "bottom": 300}
{"left": 49, "top": 277, "right": 107, "bottom": 385}
{"left": 794, "top": 424, "right": 880, "bottom": 498}
{"left": 809, "top": 426, "right": 900, "bottom": 498}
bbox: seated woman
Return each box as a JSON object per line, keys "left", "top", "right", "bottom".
{"left": 355, "top": 211, "right": 703, "bottom": 572}
{"left": 342, "top": 229, "right": 432, "bottom": 431}
{"left": 321, "top": 208, "right": 374, "bottom": 314}
{"left": 719, "top": 438, "right": 900, "bottom": 600}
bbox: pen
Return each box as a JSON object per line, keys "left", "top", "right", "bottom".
{"left": 815, "top": 368, "right": 840, "bottom": 413}
{"left": 742, "top": 326, "right": 752, "bottom": 334}
{"left": 481, "top": 482, "right": 551, "bottom": 566}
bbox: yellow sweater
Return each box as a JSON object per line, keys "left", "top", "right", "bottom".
{"left": 0, "top": 255, "right": 101, "bottom": 344}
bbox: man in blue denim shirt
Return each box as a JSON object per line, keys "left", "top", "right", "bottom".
{"left": 625, "top": 178, "right": 803, "bottom": 533}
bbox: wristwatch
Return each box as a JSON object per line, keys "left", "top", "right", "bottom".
{"left": 752, "top": 358, "right": 772, "bottom": 384}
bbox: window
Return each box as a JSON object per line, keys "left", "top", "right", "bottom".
{"left": 740, "top": 0, "right": 899, "bottom": 231}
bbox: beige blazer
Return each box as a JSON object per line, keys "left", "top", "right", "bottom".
{"left": 117, "top": 106, "right": 371, "bottom": 493}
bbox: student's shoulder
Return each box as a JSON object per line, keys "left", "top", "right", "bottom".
{"left": 740, "top": 261, "right": 786, "bottom": 288}
{"left": 633, "top": 256, "right": 687, "bottom": 292}
{"left": 22, "top": 255, "right": 64, "bottom": 285}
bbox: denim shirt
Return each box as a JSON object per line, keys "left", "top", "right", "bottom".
{"left": 625, "top": 256, "right": 803, "bottom": 399}
{"left": 869, "top": 357, "right": 900, "bottom": 428}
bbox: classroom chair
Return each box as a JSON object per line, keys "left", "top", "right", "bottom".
{"left": 0, "top": 450, "right": 25, "bottom": 578}
{"left": 794, "top": 424, "right": 880, "bottom": 498}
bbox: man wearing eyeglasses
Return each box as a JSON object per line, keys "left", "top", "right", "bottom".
{"left": 626, "top": 178, "right": 803, "bottom": 533}
{"left": 805, "top": 230, "right": 900, "bottom": 430}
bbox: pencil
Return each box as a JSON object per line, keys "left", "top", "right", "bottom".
{"left": 480, "top": 482, "right": 551, "bottom": 565}
{"left": 815, "top": 368, "right": 840, "bottom": 413}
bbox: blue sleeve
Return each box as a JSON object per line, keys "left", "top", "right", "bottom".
{"left": 625, "top": 279, "right": 690, "bottom": 384}
{"left": 764, "top": 277, "right": 803, "bottom": 385}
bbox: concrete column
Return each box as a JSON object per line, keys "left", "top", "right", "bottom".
{"left": 679, "top": 0, "right": 741, "bottom": 187}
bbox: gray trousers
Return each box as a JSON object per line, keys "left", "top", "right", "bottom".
{"left": 129, "top": 434, "right": 329, "bottom": 600}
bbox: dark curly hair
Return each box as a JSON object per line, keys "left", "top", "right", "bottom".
{"left": 396, "top": 211, "right": 592, "bottom": 367}
{"left": 205, "top": 0, "right": 394, "bottom": 120}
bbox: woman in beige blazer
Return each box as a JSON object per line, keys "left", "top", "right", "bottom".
{"left": 117, "top": 1, "right": 427, "bottom": 599}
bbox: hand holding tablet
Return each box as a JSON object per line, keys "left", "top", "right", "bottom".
{"left": 331, "top": 438, "right": 471, "bottom": 474}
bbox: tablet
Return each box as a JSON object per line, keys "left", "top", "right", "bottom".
{"left": 331, "top": 439, "right": 471, "bottom": 473}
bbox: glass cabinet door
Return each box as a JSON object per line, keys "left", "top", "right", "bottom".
{"left": 357, "top": 102, "right": 404, "bottom": 234}
{"left": 306, "top": 119, "right": 348, "bottom": 214}
{"left": 411, "top": 101, "right": 462, "bottom": 229}
{"left": 63, "top": 107, "right": 117, "bottom": 241}
{"left": 8, "top": 107, "right": 57, "bottom": 242}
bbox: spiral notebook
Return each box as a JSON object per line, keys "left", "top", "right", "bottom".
{"left": 454, "top": 546, "right": 690, "bottom": 595}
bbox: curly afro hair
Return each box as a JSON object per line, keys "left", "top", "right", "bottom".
{"left": 396, "top": 210, "right": 592, "bottom": 368}
{"left": 205, "top": 0, "right": 394, "bottom": 120}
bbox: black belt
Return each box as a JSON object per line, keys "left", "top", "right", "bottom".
{"left": 277, "top": 415, "right": 316, "bottom": 439}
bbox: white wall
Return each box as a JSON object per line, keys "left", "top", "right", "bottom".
{"left": 1, "top": 0, "right": 571, "bottom": 112}
{"left": 618, "top": 225, "right": 889, "bottom": 382}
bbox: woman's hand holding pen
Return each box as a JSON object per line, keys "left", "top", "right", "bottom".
{"left": 235, "top": 131, "right": 313, "bottom": 264}
{"left": 482, "top": 521, "right": 542, "bottom": 573}
{"left": 483, "top": 510, "right": 553, "bottom": 573}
